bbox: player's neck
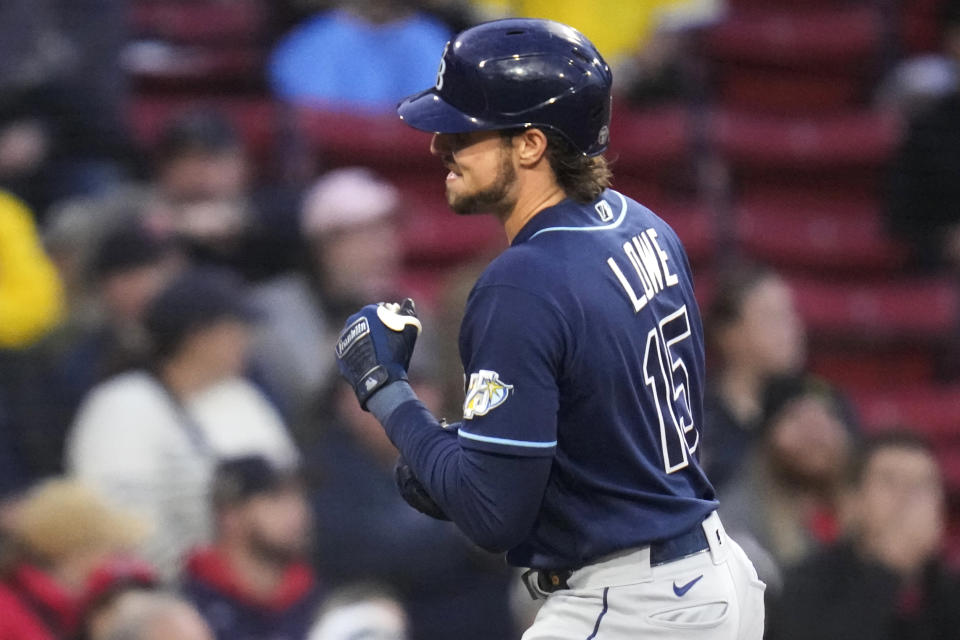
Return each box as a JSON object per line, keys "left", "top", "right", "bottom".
{"left": 501, "top": 179, "right": 566, "bottom": 243}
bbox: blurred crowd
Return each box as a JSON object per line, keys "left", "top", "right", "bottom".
{"left": 1, "top": 1, "right": 960, "bottom": 639}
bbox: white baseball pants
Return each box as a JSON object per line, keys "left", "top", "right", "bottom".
{"left": 522, "top": 512, "right": 765, "bottom": 639}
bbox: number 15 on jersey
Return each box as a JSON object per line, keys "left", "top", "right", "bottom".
{"left": 643, "top": 305, "right": 699, "bottom": 474}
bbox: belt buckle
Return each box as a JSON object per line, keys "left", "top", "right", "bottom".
{"left": 521, "top": 569, "right": 548, "bottom": 600}
{"left": 521, "top": 569, "right": 570, "bottom": 600}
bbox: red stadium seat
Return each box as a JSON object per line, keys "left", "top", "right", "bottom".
{"left": 807, "top": 345, "right": 938, "bottom": 392}
{"left": 724, "top": 0, "right": 866, "bottom": 9}
{"left": 127, "top": 0, "right": 269, "bottom": 92}
{"left": 704, "top": 6, "right": 882, "bottom": 70}
{"left": 127, "top": 96, "right": 278, "bottom": 163}
{"left": 789, "top": 276, "right": 960, "bottom": 340}
{"left": 701, "top": 4, "right": 883, "bottom": 113}
{"left": 653, "top": 200, "right": 716, "bottom": 267}
{"left": 131, "top": 0, "right": 267, "bottom": 45}
{"left": 900, "top": 0, "right": 944, "bottom": 53}
{"left": 712, "top": 109, "right": 900, "bottom": 171}
{"left": 736, "top": 193, "right": 908, "bottom": 275}
{"left": 851, "top": 385, "right": 960, "bottom": 439}
{"left": 295, "top": 107, "right": 436, "bottom": 172}
{"left": 715, "top": 68, "right": 862, "bottom": 114}
{"left": 401, "top": 199, "right": 505, "bottom": 267}
{"left": 128, "top": 45, "right": 265, "bottom": 90}
{"left": 608, "top": 106, "right": 691, "bottom": 172}
{"left": 946, "top": 516, "right": 960, "bottom": 569}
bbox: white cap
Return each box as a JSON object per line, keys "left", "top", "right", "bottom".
{"left": 301, "top": 167, "right": 399, "bottom": 237}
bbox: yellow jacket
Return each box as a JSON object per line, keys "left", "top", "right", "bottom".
{"left": 474, "top": 0, "right": 718, "bottom": 61}
{"left": 0, "top": 191, "right": 65, "bottom": 348}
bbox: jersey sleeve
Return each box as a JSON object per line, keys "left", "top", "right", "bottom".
{"left": 456, "top": 283, "right": 566, "bottom": 458}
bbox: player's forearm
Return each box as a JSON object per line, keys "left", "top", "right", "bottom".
{"left": 370, "top": 382, "right": 550, "bottom": 552}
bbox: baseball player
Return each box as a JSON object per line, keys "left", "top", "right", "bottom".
{"left": 334, "top": 18, "right": 765, "bottom": 639}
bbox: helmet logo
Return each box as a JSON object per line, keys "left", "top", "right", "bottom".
{"left": 597, "top": 125, "right": 610, "bottom": 147}
{"left": 436, "top": 43, "right": 449, "bottom": 91}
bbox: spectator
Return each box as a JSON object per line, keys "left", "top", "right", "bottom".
{"left": 877, "top": 0, "right": 960, "bottom": 118}
{"left": 250, "top": 167, "right": 406, "bottom": 421}
{"left": 308, "top": 584, "right": 409, "bottom": 640}
{"left": 0, "top": 478, "right": 147, "bottom": 640}
{"left": 0, "top": 189, "right": 64, "bottom": 350}
{"left": 150, "top": 111, "right": 301, "bottom": 282}
{"left": 182, "top": 455, "right": 321, "bottom": 640}
{"left": 66, "top": 268, "right": 298, "bottom": 581}
{"left": 16, "top": 220, "right": 185, "bottom": 480}
{"left": 888, "top": 94, "right": 960, "bottom": 270}
{"left": 701, "top": 264, "right": 805, "bottom": 491}
{"left": 52, "top": 219, "right": 183, "bottom": 393}
{"left": 87, "top": 221, "right": 183, "bottom": 369}
{"left": 767, "top": 431, "right": 960, "bottom": 640}
{"left": 0, "top": 189, "right": 64, "bottom": 489}
{"left": 44, "top": 110, "right": 300, "bottom": 296}
{"left": 0, "top": 0, "right": 130, "bottom": 217}
{"left": 43, "top": 186, "right": 168, "bottom": 318}
{"left": 96, "top": 591, "right": 214, "bottom": 640}
{"left": 885, "top": 1, "right": 960, "bottom": 270}
{"left": 306, "top": 374, "right": 516, "bottom": 640}
{"left": 719, "top": 374, "right": 856, "bottom": 593}
{"left": 269, "top": 0, "right": 451, "bottom": 113}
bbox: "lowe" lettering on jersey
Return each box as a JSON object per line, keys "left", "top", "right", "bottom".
{"left": 606, "top": 227, "right": 680, "bottom": 313}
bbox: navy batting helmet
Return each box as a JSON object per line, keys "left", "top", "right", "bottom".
{"left": 397, "top": 18, "right": 613, "bottom": 156}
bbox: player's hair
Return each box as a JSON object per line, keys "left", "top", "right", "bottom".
{"left": 502, "top": 128, "right": 612, "bottom": 203}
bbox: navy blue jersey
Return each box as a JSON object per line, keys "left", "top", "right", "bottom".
{"left": 455, "top": 189, "right": 716, "bottom": 568}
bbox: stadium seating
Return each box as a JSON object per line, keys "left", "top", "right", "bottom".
{"left": 128, "top": 0, "right": 270, "bottom": 93}
{"left": 701, "top": 3, "right": 884, "bottom": 114}
{"left": 735, "top": 192, "right": 909, "bottom": 275}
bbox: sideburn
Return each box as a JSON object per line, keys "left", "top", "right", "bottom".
{"left": 449, "top": 143, "right": 518, "bottom": 217}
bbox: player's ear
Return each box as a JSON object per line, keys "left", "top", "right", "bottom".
{"left": 514, "top": 127, "right": 549, "bottom": 167}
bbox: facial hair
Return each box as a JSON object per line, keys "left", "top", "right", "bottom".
{"left": 447, "top": 148, "right": 517, "bottom": 217}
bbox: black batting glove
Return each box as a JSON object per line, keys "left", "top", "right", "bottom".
{"left": 335, "top": 298, "right": 421, "bottom": 409}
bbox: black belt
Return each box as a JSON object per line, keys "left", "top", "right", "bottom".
{"left": 525, "top": 523, "right": 710, "bottom": 596}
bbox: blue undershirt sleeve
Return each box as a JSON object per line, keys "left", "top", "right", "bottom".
{"left": 368, "top": 382, "right": 553, "bottom": 553}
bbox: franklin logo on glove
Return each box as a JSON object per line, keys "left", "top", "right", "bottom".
{"left": 334, "top": 298, "right": 421, "bottom": 409}
{"left": 335, "top": 317, "right": 370, "bottom": 358}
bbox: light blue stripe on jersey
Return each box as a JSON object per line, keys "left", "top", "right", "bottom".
{"left": 458, "top": 430, "right": 557, "bottom": 449}
{"left": 528, "top": 191, "right": 628, "bottom": 240}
